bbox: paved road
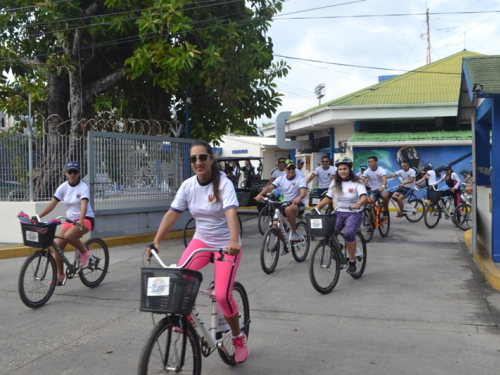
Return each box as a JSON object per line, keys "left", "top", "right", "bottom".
{"left": 1, "top": 213, "right": 500, "bottom": 375}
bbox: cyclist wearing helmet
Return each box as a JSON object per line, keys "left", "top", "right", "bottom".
{"left": 314, "top": 157, "right": 368, "bottom": 274}
{"left": 387, "top": 160, "right": 416, "bottom": 218}
{"left": 356, "top": 163, "right": 367, "bottom": 178}
{"left": 435, "top": 165, "right": 462, "bottom": 207}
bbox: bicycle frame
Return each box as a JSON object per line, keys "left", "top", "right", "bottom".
{"left": 366, "top": 197, "right": 383, "bottom": 228}
{"left": 270, "top": 204, "right": 293, "bottom": 249}
{"left": 388, "top": 187, "right": 417, "bottom": 213}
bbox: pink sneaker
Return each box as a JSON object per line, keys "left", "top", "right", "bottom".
{"left": 49, "top": 274, "right": 65, "bottom": 286}
{"left": 232, "top": 333, "right": 248, "bottom": 363}
{"left": 396, "top": 212, "right": 405, "bottom": 218}
{"left": 79, "top": 248, "right": 92, "bottom": 268}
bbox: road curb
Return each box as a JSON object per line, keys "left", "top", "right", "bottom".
{"left": 464, "top": 230, "right": 500, "bottom": 291}
{"left": 0, "top": 230, "right": 185, "bottom": 260}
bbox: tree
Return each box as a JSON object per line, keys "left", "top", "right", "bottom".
{"left": 0, "top": 0, "right": 289, "bottom": 141}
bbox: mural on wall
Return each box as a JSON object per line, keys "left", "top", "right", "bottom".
{"left": 353, "top": 145, "right": 474, "bottom": 192}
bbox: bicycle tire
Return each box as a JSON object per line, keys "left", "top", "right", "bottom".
{"left": 18, "top": 249, "right": 57, "bottom": 309}
{"left": 424, "top": 202, "right": 441, "bottom": 229}
{"left": 216, "top": 281, "right": 251, "bottom": 365}
{"left": 338, "top": 232, "right": 367, "bottom": 279}
{"left": 183, "top": 217, "right": 196, "bottom": 248}
{"left": 260, "top": 227, "right": 280, "bottom": 274}
{"left": 378, "top": 210, "right": 390, "bottom": 237}
{"left": 291, "top": 221, "right": 310, "bottom": 262}
{"left": 360, "top": 207, "right": 374, "bottom": 243}
{"left": 454, "top": 203, "right": 472, "bottom": 231}
{"left": 79, "top": 238, "right": 109, "bottom": 288}
{"left": 308, "top": 240, "right": 340, "bottom": 294}
{"left": 405, "top": 199, "right": 425, "bottom": 223}
{"left": 137, "top": 316, "right": 201, "bottom": 375}
{"left": 257, "top": 206, "right": 272, "bottom": 235}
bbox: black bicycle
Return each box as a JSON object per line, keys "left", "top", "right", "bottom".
{"left": 307, "top": 207, "right": 367, "bottom": 294}
{"left": 18, "top": 216, "right": 109, "bottom": 308}
{"left": 183, "top": 215, "right": 243, "bottom": 247}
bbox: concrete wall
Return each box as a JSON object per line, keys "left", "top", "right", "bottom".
{"left": 0, "top": 201, "right": 190, "bottom": 244}
{"left": 477, "top": 186, "right": 492, "bottom": 256}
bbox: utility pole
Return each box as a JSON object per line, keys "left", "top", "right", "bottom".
{"left": 314, "top": 84, "right": 325, "bottom": 105}
{"left": 426, "top": 7, "right": 431, "bottom": 64}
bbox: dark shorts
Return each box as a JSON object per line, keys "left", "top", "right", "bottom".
{"left": 369, "top": 189, "right": 388, "bottom": 202}
{"left": 393, "top": 187, "right": 412, "bottom": 197}
{"left": 279, "top": 202, "right": 305, "bottom": 218}
{"left": 316, "top": 188, "right": 328, "bottom": 198}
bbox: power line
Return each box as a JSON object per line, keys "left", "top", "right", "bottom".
{"left": 2, "top": 0, "right": 74, "bottom": 13}
{"left": 274, "top": 0, "right": 365, "bottom": 17}
{"left": 275, "top": 10, "right": 500, "bottom": 20}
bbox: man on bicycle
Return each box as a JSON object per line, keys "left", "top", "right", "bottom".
{"left": 306, "top": 156, "right": 337, "bottom": 212}
{"left": 387, "top": 160, "right": 416, "bottom": 218}
{"left": 362, "top": 156, "right": 389, "bottom": 217}
{"left": 263, "top": 157, "right": 287, "bottom": 199}
{"left": 256, "top": 160, "right": 307, "bottom": 243}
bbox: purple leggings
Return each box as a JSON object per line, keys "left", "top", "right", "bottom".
{"left": 335, "top": 211, "right": 362, "bottom": 242}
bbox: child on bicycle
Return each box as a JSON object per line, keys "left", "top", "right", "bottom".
{"left": 147, "top": 140, "right": 248, "bottom": 364}
{"left": 38, "top": 161, "right": 94, "bottom": 285}
{"left": 314, "top": 157, "right": 368, "bottom": 274}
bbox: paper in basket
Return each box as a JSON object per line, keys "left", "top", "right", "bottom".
{"left": 26, "top": 231, "right": 39, "bottom": 242}
{"left": 310, "top": 218, "right": 323, "bottom": 229}
{"left": 147, "top": 277, "right": 170, "bottom": 296}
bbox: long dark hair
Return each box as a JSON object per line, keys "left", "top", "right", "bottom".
{"left": 191, "top": 140, "right": 222, "bottom": 203}
{"left": 334, "top": 166, "right": 361, "bottom": 196}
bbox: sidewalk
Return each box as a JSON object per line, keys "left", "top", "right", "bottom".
{"left": 464, "top": 229, "right": 500, "bottom": 291}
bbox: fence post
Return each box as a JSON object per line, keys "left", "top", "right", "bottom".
{"left": 28, "top": 93, "right": 34, "bottom": 202}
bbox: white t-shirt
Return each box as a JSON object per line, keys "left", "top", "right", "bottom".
{"left": 362, "top": 166, "right": 387, "bottom": 190}
{"left": 272, "top": 174, "right": 307, "bottom": 204}
{"left": 395, "top": 168, "right": 416, "bottom": 189}
{"left": 426, "top": 170, "right": 437, "bottom": 186}
{"left": 313, "top": 165, "right": 337, "bottom": 189}
{"left": 326, "top": 180, "right": 367, "bottom": 212}
{"left": 54, "top": 180, "right": 94, "bottom": 220}
{"left": 271, "top": 168, "right": 287, "bottom": 180}
{"left": 295, "top": 168, "right": 305, "bottom": 179}
{"left": 170, "top": 176, "right": 239, "bottom": 248}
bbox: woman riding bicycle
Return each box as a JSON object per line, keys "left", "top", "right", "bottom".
{"left": 38, "top": 161, "right": 94, "bottom": 285}
{"left": 146, "top": 140, "right": 248, "bottom": 364}
{"left": 435, "top": 165, "right": 462, "bottom": 207}
{"left": 314, "top": 157, "right": 368, "bottom": 274}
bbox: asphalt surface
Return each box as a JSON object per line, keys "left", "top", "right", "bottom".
{"left": 1, "top": 213, "right": 500, "bottom": 375}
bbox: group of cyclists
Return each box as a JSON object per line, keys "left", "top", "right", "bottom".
{"left": 36, "top": 138, "right": 484, "bottom": 368}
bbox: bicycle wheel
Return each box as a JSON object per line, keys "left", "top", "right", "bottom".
{"left": 80, "top": 238, "right": 109, "bottom": 288}
{"left": 137, "top": 316, "right": 201, "bottom": 375}
{"left": 308, "top": 240, "right": 340, "bottom": 294}
{"left": 360, "top": 208, "right": 374, "bottom": 243}
{"left": 338, "top": 232, "right": 367, "bottom": 279}
{"left": 217, "top": 281, "right": 251, "bottom": 365}
{"left": 183, "top": 217, "right": 196, "bottom": 248}
{"left": 18, "top": 249, "right": 57, "bottom": 309}
{"left": 257, "top": 206, "right": 272, "bottom": 235}
{"left": 291, "top": 221, "right": 310, "bottom": 262}
{"left": 405, "top": 199, "right": 425, "bottom": 223}
{"left": 378, "top": 210, "right": 390, "bottom": 237}
{"left": 454, "top": 203, "right": 472, "bottom": 231}
{"left": 260, "top": 227, "right": 280, "bottom": 274}
{"left": 424, "top": 202, "right": 441, "bottom": 229}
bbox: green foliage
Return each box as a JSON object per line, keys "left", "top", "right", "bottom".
{"left": 1, "top": 0, "right": 289, "bottom": 142}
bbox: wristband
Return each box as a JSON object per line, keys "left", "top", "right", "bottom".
{"left": 381, "top": 185, "right": 385, "bottom": 188}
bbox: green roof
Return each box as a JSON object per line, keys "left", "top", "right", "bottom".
{"left": 292, "top": 50, "right": 483, "bottom": 119}
{"left": 348, "top": 130, "right": 473, "bottom": 143}
{"left": 463, "top": 55, "right": 500, "bottom": 96}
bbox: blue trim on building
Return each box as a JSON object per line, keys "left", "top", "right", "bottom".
{"left": 477, "top": 98, "right": 493, "bottom": 123}
{"left": 329, "top": 128, "right": 335, "bottom": 159}
{"left": 463, "top": 62, "right": 474, "bottom": 102}
{"left": 492, "top": 100, "right": 500, "bottom": 262}
{"left": 291, "top": 136, "right": 296, "bottom": 161}
{"left": 354, "top": 121, "right": 361, "bottom": 133}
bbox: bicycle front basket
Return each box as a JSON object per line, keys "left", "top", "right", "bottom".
{"left": 20, "top": 222, "right": 57, "bottom": 248}
{"left": 426, "top": 189, "right": 443, "bottom": 203}
{"left": 306, "top": 213, "right": 337, "bottom": 238}
{"left": 140, "top": 268, "right": 203, "bottom": 315}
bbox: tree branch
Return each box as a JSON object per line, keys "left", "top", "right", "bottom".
{"left": 73, "top": 0, "right": 105, "bottom": 52}
{"left": 85, "top": 70, "right": 123, "bottom": 100}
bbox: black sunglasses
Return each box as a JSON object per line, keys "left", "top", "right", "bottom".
{"left": 190, "top": 154, "right": 211, "bottom": 163}
{"left": 67, "top": 169, "right": 79, "bottom": 175}
{"left": 278, "top": 160, "right": 286, "bottom": 164}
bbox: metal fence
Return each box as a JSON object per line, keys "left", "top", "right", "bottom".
{"left": 88, "top": 132, "right": 193, "bottom": 214}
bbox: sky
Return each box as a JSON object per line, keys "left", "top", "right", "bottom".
{"left": 258, "top": 0, "right": 500, "bottom": 126}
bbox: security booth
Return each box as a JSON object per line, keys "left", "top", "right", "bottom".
{"left": 460, "top": 55, "right": 499, "bottom": 263}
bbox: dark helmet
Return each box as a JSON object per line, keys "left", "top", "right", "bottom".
{"left": 424, "top": 163, "right": 433, "bottom": 171}
{"left": 334, "top": 157, "right": 353, "bottom": 168}
{"left": 443, "top": 164, "right": 451, "bottom": 171}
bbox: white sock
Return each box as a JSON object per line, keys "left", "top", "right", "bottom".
{"left": 233, "top": 332, "right": 243, "bottom": 339}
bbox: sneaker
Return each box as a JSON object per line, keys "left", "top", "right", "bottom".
{"left": 355, "top": 246, "right": 363, "bottom": 257}
{"left": 79, "top": 248, "right": 92, "bottom": 268}
{"left": 348, "top": 261, "right": 357, "bottom": 274}
{"left": 396, "top": 212, "right": 405, "bottom": 218}
{"left": 366, "top": 226, "right": 372, "bottom": 233}
{"left": 280, "top": 245, "right": 289, "bottom": 256}
{"left": 290, "top": 231, "right": 300, "bottom": 242}
{"left": 232, "top": 333, "right": 249, "bottom": 364}
{"left": 382, "top": 210, "right": 389, "bottom": 218}
{"left": 49, "top": 274, "right": 65, "bottom": 286}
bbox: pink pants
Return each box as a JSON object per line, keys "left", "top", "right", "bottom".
{"left": 179, "top": 239, "right": 241, "bottom": 317}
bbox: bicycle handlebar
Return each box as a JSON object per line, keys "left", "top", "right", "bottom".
{"left": 56, "top": 216, "right": 83, "bottom": 230}
{"left": 148, "top": 247, "right": 230, "bottom": 268}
